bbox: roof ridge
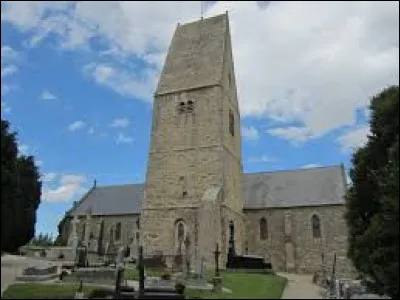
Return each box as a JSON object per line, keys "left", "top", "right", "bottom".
{"left": 244, "top": 164, "right": 343, "bottom": 176}
{"left": 95, "top": 183, "right": 145, "bottom": 189}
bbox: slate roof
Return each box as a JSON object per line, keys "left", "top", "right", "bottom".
{"left": 69, "top": 184, "right": 145, "bottom": 216}
{"left": 243, "top": 165, "right": 346, "bottom": 209}
{"left": 156, "top": 13, "right": 228, "bottom": 95}
{"left": 69, "top": 165, "right": 346, "bottom": 216}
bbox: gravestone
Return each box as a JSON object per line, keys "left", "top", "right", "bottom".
{"left": 74, "top": 281, "right": 85, "bottom": 299}
{"left": 212, "top": 243, "right": 222, "bottom": 293}
{"left": 62, "top": 267, "right": 117, "bottom": 285}
{"left": 226, "top": 220, "right": 272, "bottom": 271}
{"left": 199, "top": 257, "right": 205, "bottom": 279}
{"left": 116, "top": 246, "right": 125, "bottom": 268}
{"left": 143, "top": 252, "right": 167, "bottom": 269}
{"left": 23, "top": 266, "right": 58, "bottom": 276}
{"left": 17, "top": 265, "right": 59, "bottom": 282}
{"left": 76, "top": 245, "right": 88, "bottom": 268}
{"left": 138, "top": 246, "right": 145, "bottom": 299}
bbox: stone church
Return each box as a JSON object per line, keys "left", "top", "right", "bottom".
{"left": 60, "top": 13, "right": 354, "bottom": 278}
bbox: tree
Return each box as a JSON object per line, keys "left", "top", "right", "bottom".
{"left": 346, "top": 85, "right": 399, "bottom": 298}
{"left": 30, "top": 233, "right": 54, "bottom": 247}
{"left": 1, "top": 119, "right": 42, "bottom": 253}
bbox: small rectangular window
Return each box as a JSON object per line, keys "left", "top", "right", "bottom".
{"left": 229, "top": 110, "right": 235, "bottom": 136}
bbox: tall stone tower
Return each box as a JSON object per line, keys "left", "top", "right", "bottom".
{"left": 141, "top": 13, "right": 245, "bottom": 269}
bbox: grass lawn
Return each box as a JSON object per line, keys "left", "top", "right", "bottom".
{"left": 123, "top": 267, "right": 166, "bottom": 280}
{"left": 2, "top": 272, "right": 287, "bottom": 299}
{"left": 186, "top": 272, "right": 288, "bottom": 299}
{"left": 1, "top": 283, "right": 111, "bottom": 299}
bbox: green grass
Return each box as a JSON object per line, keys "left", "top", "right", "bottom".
{"left": 123, "top": 267, "right": 166, "bottom": 281}
{"left": 185, "top": 272, "right": 288, "bottom": 299}
{"left": 1, "top": 283, "right": 109, "bottom": 299}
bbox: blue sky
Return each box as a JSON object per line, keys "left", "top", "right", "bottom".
{"left": 1, "top": 1, "right": 398, "bottom": 238}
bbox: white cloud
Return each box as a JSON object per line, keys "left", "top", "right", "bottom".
{"left": 110, "top": 117, "right": 130, "bottom": 128}
{"left": 18, "top": 144, "right": 30, "bottom": 155}
{"left": 1, "top": 45, "right": 19, "bottom": 95}
{"left": 42, "top": 172, "right": 57, "bottom": 182}
{"left": 36, "top": 160, "right": 43, "bottom": 167}
{"left": 241, "top": 126, "right": 260, "bottom": 141}
{"left": 301, "top": 164, "right": 322, "bottom": 169}
{"left": 42, "top": 173, "right": 87, "bottom": 203}
{"left": 1, "top": 45, "right": 19, "bottom": 60}
{"left": 1, "top": 65, "right": 18, "bottom": 78}
{"left": 1, "top": 84, "right": 18, "bottom": 96}
{"left": 1, "top": 101, "right": 11, "bottom": 114}
{"left": 115, "top": 132, "right": 134, "bottom": 144}
{"left": 83, "top": 62, "right": 157, "bottom": 101}
{"left": 267, "top": 126, "right": 314, "bottom": 143}
{"left": 248, "top": 154, "right": 277, "bottom": 164}
{"left": 336, "top": 125, "right": 370, "bottom": 152}
{"left": 40, "top": 89, "right": 57, "bottom": 100}
{"left": 68, "top": 120, "right": 86, "bottom": 132}
{"left": 346, "top": 174, "right": 352, "bottom": 185}
{"left": 88, "top": 127, "right": 95, "bottom": 135}
{"left": 1, "top": 1, "right": 398, "bottom": 140}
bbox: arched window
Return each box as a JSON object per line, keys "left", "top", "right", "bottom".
{"left": 260, "top": 217, "right": 268, "bottom": 240}
{"left": 115, "top": 222, "right": 122, "bottom": 241}
{"left": 311, "top": 214, "right": 321, "bottom": 238}
{"left": 178, "top": 102, "right": 186, "bottom": 113}
{"left": 187, "top": 100, "right": 194, "bottom": 112}
{"left": 136, "top": 232, "right": 140, "bottom": 244}
{"left": 136, "top": 218, "right": 140, "bottom": 230}
{"left": 229, "top": 110, "right": 235, "bottom": 136}
{"left": 81, "top": 223, "right": 86, "bottom": 241}
{"left": 177, "top": 223, "right": 185, "bottom": 244}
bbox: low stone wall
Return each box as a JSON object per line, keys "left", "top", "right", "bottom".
{"left": 62, "top": 267, "right": 117, "bottom": 285}
{"left": 19, "top": 246, "right": 76, "bottom": 262}
{"left": 46, "top": 247, "right": 76, "bottom": 261}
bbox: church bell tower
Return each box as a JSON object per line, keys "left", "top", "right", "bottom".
{"left": 140, "top": 12, "right": 245, "bottom": 268}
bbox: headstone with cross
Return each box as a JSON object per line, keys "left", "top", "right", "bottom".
{"left": 138, "top": 246, "right": 145, "bottom": 298}
{"left": 212, "top": 243, "right": 222, "bottom": 293}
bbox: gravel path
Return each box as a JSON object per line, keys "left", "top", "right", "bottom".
{"left": 1, "top": 254, "right": 56, "bottom": 295}
{"left": 278, "top": 272, "right": 325, "bottom": 299}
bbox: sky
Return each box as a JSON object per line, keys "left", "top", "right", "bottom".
{"left": 1, "top": 1, "right": 399, "bottom": 238}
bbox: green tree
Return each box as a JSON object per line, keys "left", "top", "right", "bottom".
{"left": 1, "top": 119, "right": 42, "bottom": 253}
{"left": 30, "top": 233, "right": 54, "bottom": 247}
{"left": 346, "top": 85, "right": 399, "bottom": 298}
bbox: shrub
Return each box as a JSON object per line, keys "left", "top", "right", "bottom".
{"left": 161, "top": 272, "right": 172, "bottom": 280}
{"left": 175, "top": 281, "right": 186, "bottom": 295}
{"left": 88, "top": 288, "right": 114, "bottom": 299}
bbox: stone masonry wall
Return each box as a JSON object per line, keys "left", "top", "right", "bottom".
{"left": 140, "top": 207, "right": 198, "bottom": 258}
{"left": 244, "top": 205, "right": 356, "bottom": 278}
{"left": 145, "top": 88, "right": 224, "bottom": 209}
{"left": 197, "top": 201, "right": 222, "bottom": 270}
{"left": 65, "top": 214, "right": 140, "bottom": 251}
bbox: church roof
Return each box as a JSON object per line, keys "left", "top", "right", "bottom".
{"left": 155, "top": 13, "right": 228, "bottom": 95}
{"left": 243, "top": 165, "right": 347, "bottom": 209}
{"left": 68, "top": 165, "right": 346, "bottom": 217}
{"left": 69, "top": 183, "right": 144, "bottom": 217}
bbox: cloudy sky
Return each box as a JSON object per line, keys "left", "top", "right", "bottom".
{"left": 1, "top": 1, "right": 399, "bottom": 237}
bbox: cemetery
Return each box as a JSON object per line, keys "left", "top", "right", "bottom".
{"left": 2, "top": 212, "right": 375, "bottom": 299}
{"left": 1, "top": 238, "right": 288, "bottom": 299}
